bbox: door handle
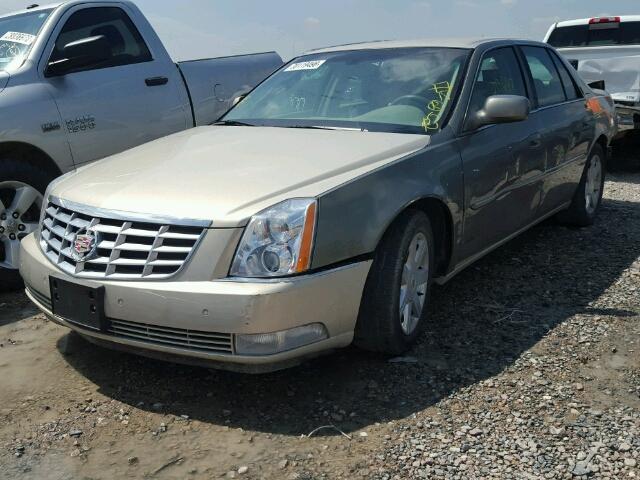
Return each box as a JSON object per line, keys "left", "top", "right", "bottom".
{"left": 145, "top": 76, "right": 169, "bottom": 87}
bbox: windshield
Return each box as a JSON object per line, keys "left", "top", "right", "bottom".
{"left": 548, "top": 22, "right": 640, "bottom": 48}
{"left": 0, "top": 9, "right": 52, "bottom": 72}
{"left": 222, "top": 47, "right": 470, "bottom": 135}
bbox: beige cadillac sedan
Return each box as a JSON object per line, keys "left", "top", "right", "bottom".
{"left": 20, "top": 39, "right": 613, "bottom": 371}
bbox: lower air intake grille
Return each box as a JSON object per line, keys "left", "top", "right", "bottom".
{"left": 108, "top": 319, "right": 234, "bottom": 355}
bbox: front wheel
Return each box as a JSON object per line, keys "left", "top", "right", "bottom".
{"left": 557, "top": 145, "right": 605, "bottom": 227}
{"left": 1, "top": 158, "right": 50, "bottom": 291}
{"left": 354, "top": 210, "right": 435, "bottom": 355}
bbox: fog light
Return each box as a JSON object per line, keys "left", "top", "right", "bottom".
{"left": 235, "top": 323, "right": 328, "bottom": 356}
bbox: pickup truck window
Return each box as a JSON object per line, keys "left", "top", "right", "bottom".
{"left": 50, "top": 7, "right": 152, "bottom": 73}
{"left": 548, "top": 22, "right": 640, "bottom": 48}
{"left": 0, "top": 9, "right": 52, "bottom": 71}
{"left": 222, "top": 47, "right": 470, "bottom": 135}
{"left": 521, "top": 46, "right": 566, "bottom": 108}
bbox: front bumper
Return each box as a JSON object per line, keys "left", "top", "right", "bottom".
{"left": 615, "top": 104, "right": 640, "bottom": 133}
{"left": 20, "top": 233, "right": 371, "bottom": 371}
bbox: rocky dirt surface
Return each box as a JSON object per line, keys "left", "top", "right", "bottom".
{"left": 1, "top": 169, "right": 639, "bottom": 479}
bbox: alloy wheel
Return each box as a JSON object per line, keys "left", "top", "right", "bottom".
{"left": 0, "top": 181, "right": 43, "bottom": 270}
{"left": 584, "top": 154, "right": 602, "bottom": 215}
{"left": 399, "top": 231, "right": 430, "bottom": 335}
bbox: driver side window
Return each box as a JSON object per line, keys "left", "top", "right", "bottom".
{"left": 49, "top": 7, "right": 152, "bottom": 73}
{"left": 468, "top": 47, "right": 527, "bottom": 118}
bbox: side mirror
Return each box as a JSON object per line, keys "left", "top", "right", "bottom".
{"left": 45, "top": 35, "right": 111, "bottom": 77}
{"left": 468, "top": 95, "right": 530, "bottom": 130}
{"left": 232, "top": 94, "right": 247, "bottom": 107}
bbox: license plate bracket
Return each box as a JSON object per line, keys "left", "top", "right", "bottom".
{"left": 49, "top": 277, "right": 107, "bottom": 331}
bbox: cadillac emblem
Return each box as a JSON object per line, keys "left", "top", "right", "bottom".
{"left": 71, "top": 229, "right": 98, "bottom": 262}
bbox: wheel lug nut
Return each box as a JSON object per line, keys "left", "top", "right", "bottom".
{"left": 0, "top": 227, "right": 4, "bottom": 234}
{"left": 18, "top": 224, "right": 26, "bottom": 231}
{"left": 9, "top": 233, "right": 16, "bottom": 240}
{"left": 12, "top": 212, "right": 19, "bottom": 219}
{"left": 0, "top": 213, "right": 6, "bottom": 220}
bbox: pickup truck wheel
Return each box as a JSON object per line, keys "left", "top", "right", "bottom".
{"left": 354, "top": 210, "right": 434, "bottom": 355}
{"left": 0, "top": 158, "right": 50, "bottom": 291}
{"left": 557, "top": 145, "right": 605, "bottom": 227}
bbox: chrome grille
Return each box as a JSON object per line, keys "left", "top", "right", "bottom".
{"left": 108, "top": 319, "right": 234, "bottom": 354}
{"left": 40, "top": 199, "right": 206, "bottom": 280}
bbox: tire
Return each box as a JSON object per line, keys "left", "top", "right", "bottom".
{"left": 557, "top": 145, "right": 606, "bottom": 227}
{"left": 0, "top": 157, "right": 53, "bottom": 291}
{"left": 354, "top": 210, "right": 435, "bottom": 355}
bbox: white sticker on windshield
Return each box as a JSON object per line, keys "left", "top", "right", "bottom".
{"left": 284, "top": 60, "right": 326, "bottom": 72}
{"left": 0, "top": 31, "right": 36, "bottom": 46}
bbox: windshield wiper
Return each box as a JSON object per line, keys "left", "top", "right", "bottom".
{"left": 285, "top": 125, "right": 366, "bottom": 131}
{"left": 213, "top": 120, "right": 255, "bottom": 127}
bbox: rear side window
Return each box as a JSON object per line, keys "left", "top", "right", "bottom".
{"left": 50, "top": 7, "right": 152, "bottom": 70}
{"left": 549, "top": 50, "right": 581, "bottom": 100}
{"left": 468, "top": 47, "right": 527, "bottom": 115}
{"left": 521, "top": 46, "right": 566, "bottom": 107}
{"left": 548, "top": 21, "right": 640, "bottom": 47}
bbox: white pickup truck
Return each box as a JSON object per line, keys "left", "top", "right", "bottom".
{"left": 0, "top": 0, "right": 282, "bottom": 288}
{"left": 545, "top": 16, "right": 640, "bottom": 135}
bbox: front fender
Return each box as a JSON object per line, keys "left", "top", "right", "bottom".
{"left": 0, "top": 79, "right": 73, "bottom": 173}
{"left": 312, "top": 139, "right": 464, "bottom": 270}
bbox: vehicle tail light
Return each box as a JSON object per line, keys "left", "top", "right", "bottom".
{"left": 589, "top": 17, "right": 620, "bottom": 24}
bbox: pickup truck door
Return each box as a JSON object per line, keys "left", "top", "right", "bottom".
{"left": 458, "top": 46, "right": 545, "bottom": 259}
{"left": 41, "top": 5, "right": 190, "bottom": 166}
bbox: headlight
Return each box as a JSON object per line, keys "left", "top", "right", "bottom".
{"left": 230, "top": 198, "right": 317, "bottom": 278}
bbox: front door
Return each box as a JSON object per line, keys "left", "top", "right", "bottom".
{"left": 458, "top": 46, "right": 545, "bottom": 259}
{"left": 42, "top": 5, "right": 190, "bottom": 165}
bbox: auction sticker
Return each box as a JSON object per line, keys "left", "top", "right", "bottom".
{"left": 0, "top": 32, "right": 36, "bottom": 45}
{"left": 284, "top": 60, "right": 326, "bottom": 72}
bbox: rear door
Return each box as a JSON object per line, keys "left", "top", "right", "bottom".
{"left": 519, "top": 46, "right": 591, "bottom": 215}
{"left": 42, "top": 5, "right": 190, "bottom": 165}
{"left": 458, "top": 46, "right": 544, "bottom": 258}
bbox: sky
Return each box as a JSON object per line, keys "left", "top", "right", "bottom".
{"left": 1, "top": 0, "right": 639, "bottom": 61}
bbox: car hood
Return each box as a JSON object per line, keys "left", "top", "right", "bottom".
{"left": 52, "top": 126, "right": 430, "bottom": 227}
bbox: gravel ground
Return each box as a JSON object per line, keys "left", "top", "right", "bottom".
{"left": 1, "top": 164, "right": 639, "bottom": 479}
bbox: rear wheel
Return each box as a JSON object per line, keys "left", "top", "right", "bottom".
{"left": 0, "top": 158, "right": 51, "bottom": 291}
{"left": 354, "top": 210, "right": 434, "bottom": 355}
{"left": 557, "top": 145, "right": 605, "bottom": 227}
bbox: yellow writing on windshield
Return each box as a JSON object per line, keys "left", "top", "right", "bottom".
{"left": 422, "top": 81, "right": 453, "bottom": 132}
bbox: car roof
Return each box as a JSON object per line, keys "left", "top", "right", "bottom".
{"left": 555, "top": 15, "right": 640, "bottom": 27}
{"left": 0, "top": 2, "right": 62, "bottom": 19}
{"left": 305, "top": 37, "right": 548, "bottom": 54}
{"left": 0, "top": 0, "right": 127, "bottom": 20}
